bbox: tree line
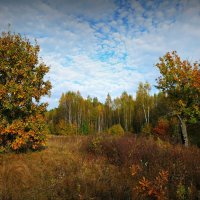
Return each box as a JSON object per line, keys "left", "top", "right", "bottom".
{"left": 46, "top": 83, "right": 171, "bottom": 136}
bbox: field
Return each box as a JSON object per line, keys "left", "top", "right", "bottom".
{"left": 0, "top": 135, "right": 200, "bottom": 200}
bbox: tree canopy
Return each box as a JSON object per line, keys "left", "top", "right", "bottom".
{"left": 0, "top": 31, "right": 51, "bottom": 152}
{"left": 156, "top": 51, "right": 200, "bottom": 146}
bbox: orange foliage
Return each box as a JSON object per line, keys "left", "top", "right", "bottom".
{"left": 153, "top": 118, "right": 170, "bottom": 136}
{"left": 0, "top": 114, "right": 47, "bottom": 151}
{"left": 134, "top": 170, "right": 169, "bottom": 200}
{"left": 0, "top": 31, "right": 51, "bottom": 152}
{"left": 156, "top": 51, "right": 200, "bottom": 123}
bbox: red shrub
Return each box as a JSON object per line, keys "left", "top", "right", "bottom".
{"left": 153, "top": 118, "right": 170, "bottom": 136}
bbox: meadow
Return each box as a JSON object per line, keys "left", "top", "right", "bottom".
{"left": 0, "top": 135, "right": 200, "bottom": 200}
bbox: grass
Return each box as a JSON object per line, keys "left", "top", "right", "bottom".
{"left": 0, "top": 135, "right": 200, "bottom": 200}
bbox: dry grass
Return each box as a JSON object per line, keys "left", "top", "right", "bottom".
{"left": 0, "top": 135, "right": 200, "bottom": 200}
{"left": 0, "top": 136, "right": 131, "bottom": 200}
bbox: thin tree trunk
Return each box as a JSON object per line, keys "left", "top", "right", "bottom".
{"left": 143, "top": 104, "right": 147, "bottom": 124}
{"left": 118, "top": 109, "right": 120, "bottom": 124}
{"left": 98, "top": 115, "right": 101, "bottom": 133}
{"left": 68, "top": 103, "right": 72, "bottom": 124}
{"left": 147, "top": 106, "right": 150, "bottom": 124}
{"left": 177, "top": 115, "right": 189, "bottom": 147}
{"left": 124, "top": 109, "right": 127, "bottom": 131}
{"left": 129, "top": 109, "right": 131, "bottom": 132}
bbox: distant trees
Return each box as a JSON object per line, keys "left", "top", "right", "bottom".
{"left": 47, "top": 92, "right": 103, "bottom": 135}
{"left": 156, "top": 51, "right": 200, "bottom": 146}
{"left": 0, "top": 31, "right": 51, "bottom": 152}
{"left": 46, "top": 88, "right": 169, "bottom": 136}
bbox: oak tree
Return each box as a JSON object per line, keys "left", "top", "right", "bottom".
{"left": 156, "top": 51, "right": 200, "bottom": 146}
{"left": 0, "top": 31, "right": 51, "bottom": 152}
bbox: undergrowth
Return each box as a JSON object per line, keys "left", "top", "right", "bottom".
{"left": 0, "top": 135, "right": 200, "bottom": 199}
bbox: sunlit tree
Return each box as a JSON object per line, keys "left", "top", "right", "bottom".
{"left": 156, "top": 51, "right": 200, "bottom": 146}
{"left": 0, "top": 31, "right": 51, "bottom": 152}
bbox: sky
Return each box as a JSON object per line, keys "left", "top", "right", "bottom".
{"left": 0, "top": 0, "right": 200, "bottom": 109}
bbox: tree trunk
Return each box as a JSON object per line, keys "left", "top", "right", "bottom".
{"left": 143, "top": 104, "right": 147, "bottom": 124}
{"left": 177, "top": 115, "right": 189, "bottom": 147}
{"left": 118, "top": 109, "right": 120, "bottom": 124}
{"left": 147, "top": 106, "right": 150, "bottom": 124}
{"left": 68, "top": 103, "right": 72, "bottom": 124}
{"left": 98, "top": 115, "right": 101, "bottom": 133}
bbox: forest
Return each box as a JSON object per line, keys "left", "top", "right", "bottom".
{"left": 0, "top": 31, "right": 200, "bottom": 200}
{"left": 47, "top": 84, "right": 161, "bottom": 135}
{"left": 46, "top": 83, "right": 200, "bottom": 146}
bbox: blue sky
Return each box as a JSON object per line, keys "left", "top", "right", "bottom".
{"left": 0, "top": 0, "right": 200, "bottom": 109}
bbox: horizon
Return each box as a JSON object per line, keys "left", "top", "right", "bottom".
{"left": 0, "top": 0, "right": 200, "bottom": 109}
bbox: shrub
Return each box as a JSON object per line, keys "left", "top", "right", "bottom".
{"left": 57, "top": 121, "right": 78, "bottom": 135}
{"left": 107, "top": 124, "right": 125, "bottom": 136}
{"left": 86, "top": 135, "right": 200, "bottom": 199}
{"left": 88, "top": 135, "right": 104, "bottom": 154}
{"left": 153, "top": 118, "right": 170, "bottom": 136}
{"left": 134, "top": 170, "right": 169, "bottom": 200}
{"left": 141, "top": 123, "right": 153, "bottom": 136}
{"left": 176, "top": 181, "right": 187, "bottom": 200}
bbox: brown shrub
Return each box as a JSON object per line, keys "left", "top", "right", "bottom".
{"left": 153, "top": 118, "right": 170, "bottom": 136}
{"left": 86, "top": 135, "right": 200, "bottom": 199}
{"left": 0, "top": 135, "right": 200, "bottom": 199}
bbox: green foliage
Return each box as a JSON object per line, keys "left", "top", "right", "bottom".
{"left": 151, "top": 92, "right": 171, "bottom": 126}
{"left": 108, "top": 124, "right": 125, "bottom": 136}
{"left": 80, "top": 121, "right": 89, "bottom": 135}
{"left": 156, "top": 51, "right": 200, "bottom": 146}
{"left": 46, "top": 90, "right": 135, "bottom": 135}
{"left": 0, "top": 31, "right": 51, "bottom": 152}
{"left": 46, "top": 88, "right": 198, "bottom": 145}
{"left": 57, "top": 120, "right": 78, "bottom": 135}
{"left": 188, "top": 123, "right": 200, "bottom": 147}
{"left": 156, "top": 51, "right": 200, "bottom": 123}
{"left": 141, "top": 123, "right": 152, "bottom": 136}
{"left": 176, "top": 182, "right": 187, "bottom": 200}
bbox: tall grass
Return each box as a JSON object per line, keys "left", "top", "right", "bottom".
{"left": 0, "top": 135, "right": 200, "bottom": 199}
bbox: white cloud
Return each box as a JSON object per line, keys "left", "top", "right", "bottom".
{"left": 0, "top": 0, "right": 200, "bottom": 109}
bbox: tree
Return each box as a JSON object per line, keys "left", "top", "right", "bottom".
{"left": 0, "top": 31, "right": 51, "bottom": 152}
{"left": 113, "top": 97, "right": 121, "bottom": 124}
{"left": 105, "top": 93, "right": 112, "bottom": 129}
{"left": 156, "top": 51, "right": 200, "bottom": 146}
{"left": 120, "top": 91, "right": 129, "bottom": 131}
{"left": 134, "top": 82, "right": 152, "bottom": 133}
{"left": 151, "top": 92, "right": 171, "bottom": 126}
